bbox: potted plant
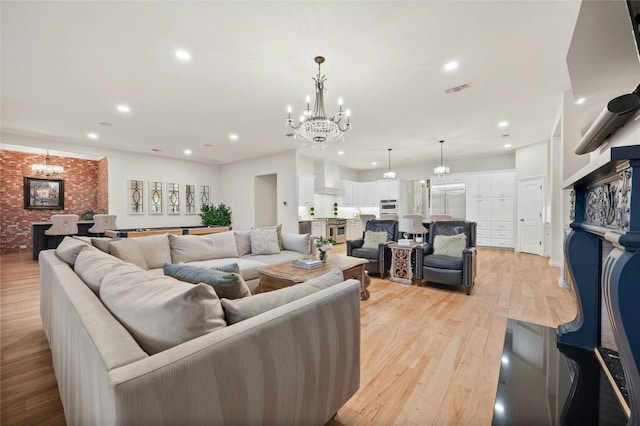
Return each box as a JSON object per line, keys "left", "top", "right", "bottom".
{"left": 333, "top": 202, "right": 338, "bottom": 217}
{"left": 199, "top": 202, "right": 232, "bottom": 227}
{"left": 309, "top": 206, "right": 315, "bottom": 217}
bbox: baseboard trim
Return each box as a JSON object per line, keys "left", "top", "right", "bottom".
{"left": 558, "top": 277, "right": 569, "bottom": 288}
{"left": 548, "top": 260, "right": 562, "bottom": 267}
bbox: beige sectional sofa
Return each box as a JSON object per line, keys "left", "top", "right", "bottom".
{"left": 39, "top": 231, "right": 361, "bottom": 425}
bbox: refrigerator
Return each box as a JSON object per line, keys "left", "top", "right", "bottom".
{"left": 429, "top": 183, "right": 466, "bottom": 220}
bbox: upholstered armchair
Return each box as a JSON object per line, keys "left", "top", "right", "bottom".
{"left": 347, "top": 220, "right": 398, "bottom": 278}
{"left": 418, "top": 221, "right": 477, "bottom": 295}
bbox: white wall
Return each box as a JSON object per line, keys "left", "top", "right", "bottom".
{"left": 515, "top": 142, "right": 547, "bottom": 179}
{"left": 219, "top": 149, "right": 298, "bottom": 233}
{"left": 1, "top": 131, "right": 219, "bottom": 229}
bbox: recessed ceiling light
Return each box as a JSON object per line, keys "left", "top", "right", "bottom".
{"left": 175, "top": 50, "right": 191, "bottom": 61}
{"left": 116, "top": 104, "right": 130, "bottom": 113}
{"left": 444, "top": 61, "right": 459, "bottom": 71}
{"left": 498, "top": 121, "right": 509, "bottom": 127}
{"left": 184, "top": 149, "right": 192, "bottom": 155}
{"left": 338, "top": 150, "right": 344, "bottom": 155}
{"left": 575, "top": 97, "right": 585, "bottom": 105}
{"left": 504, "top": 143, "right": 512, "bottom": 148}
{"left": 87, "top": 132, "right": 98, "bottom": 140}
{"left": 371, "top": 161, "right": 377, "bottom": 166}
{"left": 229, "top": 133, "right": 239, "bottom": 141}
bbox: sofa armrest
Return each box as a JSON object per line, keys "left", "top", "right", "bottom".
{"left": 108, "top": 280, "right": 361, "bottom": 425}
{"left": 346, "top": 239, "right": 364, "bottom": 255}
{"left": 422, "top": 243, "right": 434, "bottom": 256}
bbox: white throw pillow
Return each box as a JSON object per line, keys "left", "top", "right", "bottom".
{"left": 362, "top": 230, "right": 388, "bottom": 249}
{"left": 433, "top": 233, "right": 467, "bottom": 258}
{"left": 55, "top": 236, "right": 92, "bottom": 266}
{"left": 100, "top": 263, "right": 227, "bottom": 354}
{"left": 249, "top": 228, "right": 280, "bottom": 255}
{"left": 108, "top": 239, "right": 149, "bottom": 270}
{"left": 282, "top": 232, "right": 310, "bottom": 255}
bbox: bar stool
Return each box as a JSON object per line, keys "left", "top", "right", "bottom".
{"left": 44, "top": 214, "right": 79, "bottom": 248}
{"left": 403, "top": 214, "right": 428, "bottom": 241}
{"left": 88, "top": 214, "right": 117, "bottom": 237}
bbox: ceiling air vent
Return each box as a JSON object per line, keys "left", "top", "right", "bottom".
{"left": 444, "top": 83, "right": 471, "bottom": 94}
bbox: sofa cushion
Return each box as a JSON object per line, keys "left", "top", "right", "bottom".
{"left": 75, "top": 246, "right": 128, "bottom": 294}
{"left": 250, "top": 228, "right": 280, "bottom": 255}
{"left": 351, "top": 247, "right": 379, "bottom": 260}
{"left": 163, "top": 263, "right": 251, "bottom": 300}
{"left": 55, "top": 236, "right": 91, "bottom": 266}
{"left": 282, "top": 232, "right": 310, "bottom": 255}
{"left": 91, "top": 237, "right": 114, "bottom": 253}
{"left": 234, "top": 230, "right": 252, "bottom": 256}
{"left": 169, "top": 231, "right": 239, "bottom": 263}
{"left": 433, "top": 233, "right": 466, "bottom": 258}
{"left": 108, "top": 239, "right": 149, "bottom": 270}
{"left": 220, "top": 268, "right": 344, "bottom": 324}
{"left": 132, "top": 233, "right": 172, "bottom": 269}
{"left": 100, "top": 263, "right": 227, "bottom": 355}
{"left": 362, "top": 231, "right": 388, "bottom": 249}
{"left": 423, "top": 254, "right": 463, "bottom": 270}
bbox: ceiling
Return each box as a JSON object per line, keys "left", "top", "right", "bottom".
{"left": 1, "top": 1, "right": 581, "bottom": 170}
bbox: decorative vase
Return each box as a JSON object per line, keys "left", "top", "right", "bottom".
{"left": 319, "top": 250, "right": 328, "bottom": 263}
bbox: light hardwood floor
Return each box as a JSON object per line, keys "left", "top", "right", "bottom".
{"left": 0, "top": 247, "right": 576, "bottom": 425}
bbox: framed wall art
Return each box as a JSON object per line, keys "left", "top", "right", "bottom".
{"left": 24, "top": 177, "right": 64, "bottom": 210}
{"left": 167, "top": 183, "right": 180, "bottom": 215}
{"left": 185, "top": 184, "right": 196, "bottom": 214}
{"left": 128, "top": 180, "right": 144, "bottom": 214}
{"left": 149, "top": 181, "right": 163, "bottom": 215}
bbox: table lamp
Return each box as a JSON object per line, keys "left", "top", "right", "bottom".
{"left": 398, "top": 218, "right": 413, "bottom": 246}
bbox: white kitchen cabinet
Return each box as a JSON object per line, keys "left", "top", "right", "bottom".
{"left": 468, "top": 198, "right": 492, "bottom": 222}
{"left": 378, "top": 180, "right": 400, "bottom": 200}
{"left": 491, "top": 198, "right": 515, "bottom": 222}
{"left": 346, "top": 218, "right": 362, "bottom": 240}
{"left": 298, "top": 175, "right": 315, "bottom": 207}
{"left": 469, "top": 174, "right": 492, "bottom": 198}
{"left": 311, "top": 220, "right": 327, "bottom": 238}
{"left": 355, "top": 182, "right": 379, "bottom": 207}
{"left": 491, "top": 172, "right": 515, "bottom": 197}
{"left": 341, "top": 180, "right": 356, "bottom": 207}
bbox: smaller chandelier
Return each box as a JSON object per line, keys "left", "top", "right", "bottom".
{"left": 434, "top": 140, "right": 450, "bottom": 177}
{"left": 286, "top": 56, "right": 351, "bottom": 150}
{"left": 383, "top": 148, "right": 397, "bottom": 179}
{"left": 31, "top": 151, "right": 64, "bottom": 176}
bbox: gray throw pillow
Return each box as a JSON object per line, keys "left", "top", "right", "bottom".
{"left": 249, "top": 228, "right": 280, "bottom": 255}
{"left": 55, "top": 236, "right": 92, "bottom": 266}
{"left": 108, "top": 239, "right": 149, "bottom": 270}
{"left": 163, "top": 263, "right": 251, "bottom": 300}
{"left": 221, "top": 268, "right": 344, "bottom": 324}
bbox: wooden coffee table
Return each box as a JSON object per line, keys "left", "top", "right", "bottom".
{"left": 257, "top": 255, "right": 369, "bottom": 299}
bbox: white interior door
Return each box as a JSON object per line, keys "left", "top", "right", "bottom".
{"left": 517, "top": 177, "right": 544, "bottom": 255}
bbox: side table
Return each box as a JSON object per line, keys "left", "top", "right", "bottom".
{"left": 388, "top": 242, "right": 424, "bottom": 285}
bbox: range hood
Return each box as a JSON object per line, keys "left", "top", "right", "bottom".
{"left": 314, "top": 160, "right": 344, "bottom": 195}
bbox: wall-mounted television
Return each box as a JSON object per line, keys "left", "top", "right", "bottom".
{"left": 567, "top": 0, "right": 640, "bottom": 154}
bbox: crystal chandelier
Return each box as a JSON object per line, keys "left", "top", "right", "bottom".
{"left": 434, "top": 140, "right": 450, "bottom": 177}
{"left": 383, "top": 148, "right": 397, "bottom": 179}
{"left": 286, "top": 56, "right": 351, "bottom": 150}
{"left": 31, "top": 151, "right": 64, "bottom": 176}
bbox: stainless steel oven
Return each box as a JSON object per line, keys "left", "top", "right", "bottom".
{"left": 326, "top": 218, "right": 347, "bottom": 244}
{"left": 380, "top": 199, "right": 398, "bottom": 214}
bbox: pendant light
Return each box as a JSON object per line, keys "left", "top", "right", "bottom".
{"left": 434, "top": 140, "right": 450, "bottom": 177}
{"left": 383, "top": 148, "right": 396, "bottom": 179}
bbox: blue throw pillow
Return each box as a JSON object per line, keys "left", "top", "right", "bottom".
{"left": 163, "top": 263, "right": 251, "bottom": 300}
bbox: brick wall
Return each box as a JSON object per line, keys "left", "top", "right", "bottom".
{"left": 0, "top": 150, "right": 106, "bottom": 253}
